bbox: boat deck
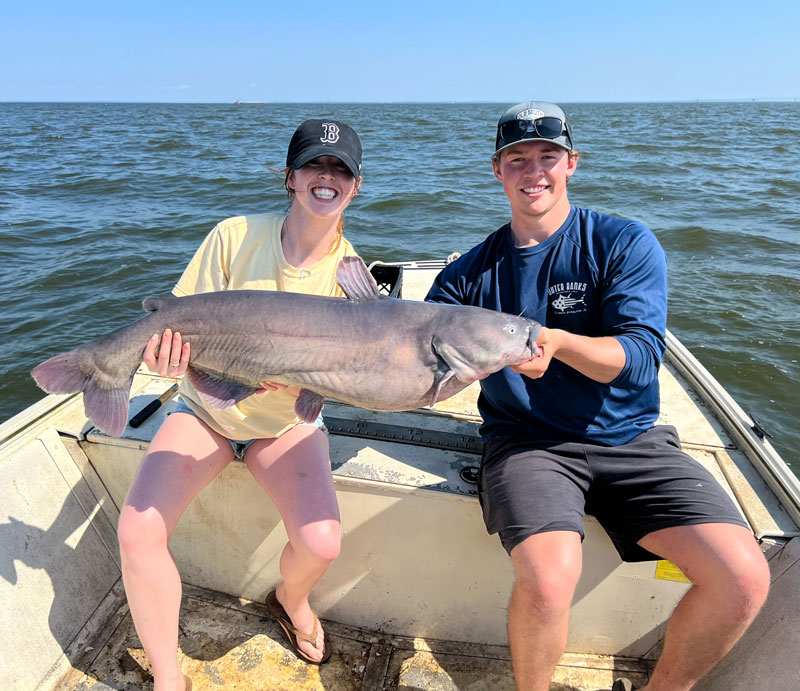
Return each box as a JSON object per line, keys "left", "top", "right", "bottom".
{"left": 6, "top": 263, "right": 800, "bottom": 691}
{"left": 55, "top": 584, "right": 649, "bottom": 691}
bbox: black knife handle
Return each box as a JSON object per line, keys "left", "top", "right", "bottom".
{"left": 129, "top": 399, "right": 162, "bottom": 428}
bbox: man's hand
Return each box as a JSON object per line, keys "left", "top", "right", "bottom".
{"left": 510, "top": 326, "right": 558, "bottom": 379}
{"left": 511, "top": 327, "right": 626, "bottom": 384}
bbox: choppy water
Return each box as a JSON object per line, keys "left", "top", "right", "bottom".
{"left": 1, "top": 102, "right": 798, "bottom": 470}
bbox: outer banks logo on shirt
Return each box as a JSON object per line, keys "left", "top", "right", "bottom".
{"left": 548, "top": 281, "right": 588, "bottom": 315}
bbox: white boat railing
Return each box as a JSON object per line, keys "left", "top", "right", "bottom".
{"left": 665, "top": 329, "right": 800, "bottom": 526}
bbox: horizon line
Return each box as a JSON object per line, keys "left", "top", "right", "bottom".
{"left": 1, "top": 98, "right": 799, "bottom": 105}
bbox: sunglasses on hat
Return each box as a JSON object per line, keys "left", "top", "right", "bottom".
{"left": 497, "top": 116, "right": 572, "bottom": 149}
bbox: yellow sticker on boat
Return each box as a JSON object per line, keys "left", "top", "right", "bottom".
{"left": 654, "top": 560, "right": 692, "bottom": 583}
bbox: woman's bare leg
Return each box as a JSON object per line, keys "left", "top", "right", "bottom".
{"left": 118, "top": 412, "right": 234, "bottom": 691}
{"left": 245, "top": 425, "right": 341, "bottom": 662}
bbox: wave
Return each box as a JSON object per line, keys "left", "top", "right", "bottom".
{"left": 2, "top": 101, "right": 799, "bottom": 466}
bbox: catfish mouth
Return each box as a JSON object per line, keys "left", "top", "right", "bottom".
{"left": 526, "top": 323, "right": 542, "bottom": 358}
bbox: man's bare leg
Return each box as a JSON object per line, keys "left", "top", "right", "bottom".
{"left": 635, "top": 523, "right": 769, "bottom": 691}
{"left": 508, "top": 531, "right": 582, "bottom": 691}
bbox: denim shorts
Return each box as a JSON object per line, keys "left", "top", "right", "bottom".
{"left": 479, "top": 425, "right": 749, "bottom": 562}
{"left": 171, "top": 397, "right": 326, "bottom": 460}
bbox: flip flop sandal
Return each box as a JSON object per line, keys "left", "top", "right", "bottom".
{"left": 611, "top": 679, "right": 634, "bottom": 691}
{"left": 183, "top": 674, "right": 192, "bottom": 691}
{"left": 266, "top": 590, "right": 332, "bottom": 665}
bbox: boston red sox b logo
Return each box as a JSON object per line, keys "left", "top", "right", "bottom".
{"left": 320, "top": 123, "right": 340, "bottom": 143}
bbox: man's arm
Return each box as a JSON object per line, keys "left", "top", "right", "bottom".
{"left": 511, "top": 327, "right": 626, "bottom": 383}
{"left": 514, "top": 222, "right": 668, "bottom": 390}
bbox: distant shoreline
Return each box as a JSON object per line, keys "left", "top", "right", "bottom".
{"left": 2, "top": 98, "right": 799, "bottom": 105}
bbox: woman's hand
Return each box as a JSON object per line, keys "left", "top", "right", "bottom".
{"left": 143, "top": 329, "right": 190, "bottom": 377}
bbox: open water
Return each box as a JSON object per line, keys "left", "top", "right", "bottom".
{"left": 1, "top": 102, "right": 798, "bottom": 470}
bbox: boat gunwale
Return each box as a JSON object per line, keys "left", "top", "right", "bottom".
{"left": 664, "top": 329, "right": 800, "bottom": 526}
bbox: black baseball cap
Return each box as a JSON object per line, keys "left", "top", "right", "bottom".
{"left": 286, "top": 119, "right": 362, "bottom": 179}
{"left": 494, "top": 101, "right": 573, "bottom": 157}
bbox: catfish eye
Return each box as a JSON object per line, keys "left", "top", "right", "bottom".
{"left": 506, "top": 325, "right": 516, "bottom": 335}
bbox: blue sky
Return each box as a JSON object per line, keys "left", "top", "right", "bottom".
{"left": 2, "top": 0, "right": 798, "bottom": 103}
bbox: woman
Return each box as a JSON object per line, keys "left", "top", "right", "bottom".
{"left": 117, "top": 119, "right": 363, "bottom": 691}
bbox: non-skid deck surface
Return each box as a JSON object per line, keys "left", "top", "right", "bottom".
{"left": 57, "top": 585, "right": 650, "bottom": 690}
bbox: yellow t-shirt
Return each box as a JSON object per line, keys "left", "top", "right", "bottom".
{"left": 172, "top": 213, "right": 358, "bottom": 440}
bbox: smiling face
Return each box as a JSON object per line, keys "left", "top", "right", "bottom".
{"left": 492, "top": 140, "right": 578, "bottom": 241}
{"left": 287, "top": 155, "right": 361, "bottom": 219}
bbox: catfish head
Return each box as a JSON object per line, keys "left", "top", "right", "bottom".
{"left": 429, "top": 306, "right": 541, "bottom": 403}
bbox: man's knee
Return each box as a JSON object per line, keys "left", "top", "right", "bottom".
{"left": 689, "top": 535, "right": 771, "bottom": 624}
{"left": 511, "top": 532, "right": 582, "bottom": 616}
{"left": 724, "top": 548, "right": 770, "bottom": 622}
{"left": 514, "top": 568, "right": 579, "bottom": 617}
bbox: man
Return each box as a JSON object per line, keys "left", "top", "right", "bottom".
{"left": 426, "top": 101, "right": 770, "bottom": 691}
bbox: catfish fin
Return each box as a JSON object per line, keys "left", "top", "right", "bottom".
{"left": 32, "top": 348, "right": 135, "bottom": 437}
{"left": 187, "top": 367, "right": 258, "bottom": 408}
{"left": 84, "top": 381, "right": 132, "bottom": 437}
{"left": 294, "top": 388, "right": 325, "bottom": 422}
{"left": 431, "top": 336, "right": 480, "bottom": 383}
{"left": 32, "top": 349, "right": 89, "bottom": 395}
{"left": 336, "top": 256, "right": 382, "bottom": 301}
{"left": 429, "top": 364, "right": 456, "bottom": 407}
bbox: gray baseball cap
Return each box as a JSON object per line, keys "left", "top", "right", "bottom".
{"left": 494, "top": 101, "right": 573, "bottom": 157}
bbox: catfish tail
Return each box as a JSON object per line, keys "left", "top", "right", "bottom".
{"left": 32, "top": 345, "right": 140, "bottom": 437}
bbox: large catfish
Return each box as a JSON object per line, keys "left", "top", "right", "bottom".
{"left": 32, "top": 257, "right": 541, "bottom": 436}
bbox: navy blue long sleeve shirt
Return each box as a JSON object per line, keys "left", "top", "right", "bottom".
{"left": 425, "top": 206, "right": 668, "bottom": 446}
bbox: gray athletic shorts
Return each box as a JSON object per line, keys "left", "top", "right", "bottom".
{"left": 171, "top": 397, "right": 326, "bottom": 461}
{"left": 479, "top": 425, "right": 749, "bottom": 562}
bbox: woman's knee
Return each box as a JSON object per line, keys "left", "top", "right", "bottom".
{"left": 294, "top": 520, "right": 342, "bottom": 563}
{"left": 118, "top": 505, "right": 170, "bottom": 558}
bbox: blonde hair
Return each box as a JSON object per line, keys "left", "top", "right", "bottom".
{"left": 282, "top": 167, "right": 345, "bottom": 254}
